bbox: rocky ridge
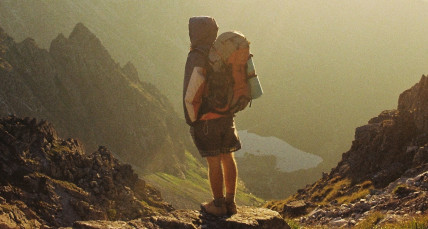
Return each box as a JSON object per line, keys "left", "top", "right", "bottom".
{"left": 0, "top": 116, "right": 173, "bottom": 228}
{"left": 266, "top": 76, "right": 428, "bottom": 227}
{"left": 295, "top": 168, "right": 427, "bottom": 227}
{"left": 0, "top": 23, "right": 194, "bottom": 176}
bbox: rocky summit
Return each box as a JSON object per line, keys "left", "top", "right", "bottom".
{"left": 0, "top": 23, "right": 194, "bottom": 176}
{"left": 0, "top": 116, "right": 173, "bottom": 228}
{"left": 266, "top": 76, "right": 428, "bottom": 228}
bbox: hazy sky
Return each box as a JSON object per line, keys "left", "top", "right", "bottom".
{"left": 1, "top": 0, "right": 428, "bottom": 165}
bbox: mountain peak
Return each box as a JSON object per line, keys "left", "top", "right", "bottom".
{"left": 69, "top": 22, "right": 95, "bottom": 42}
{"left": 49, "top": 22, "right": 115, "bottom": 68}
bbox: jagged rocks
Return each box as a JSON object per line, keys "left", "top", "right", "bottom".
{"left": 398, "top": 75, "right": 428, "bottom": 132}
{"left": 297, "top": 168, "right": 428, "bottom": 227}
{"left": 69, "top": 207, "right": 290, "bottom": 229}
{"left": 0, "top": 200, "right": 44, "bottom": 229}
{"left": 0, "top": 116, "right": 172, "bottom": 227}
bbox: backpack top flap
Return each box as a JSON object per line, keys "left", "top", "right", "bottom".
{"left": 208, "top": 31, "right": 250, "bottom": 72}
{"left": 206, "top": 31, "right": 251, "bottom": 114}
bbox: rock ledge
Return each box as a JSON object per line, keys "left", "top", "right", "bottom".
{"left": 70, "top": 206, "right": 290, "bottom": 229}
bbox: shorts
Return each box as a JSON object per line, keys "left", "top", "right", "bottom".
{"left": 190, "top": 116, "right": 241, "bottom": 157}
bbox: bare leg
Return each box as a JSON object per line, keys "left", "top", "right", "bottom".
{"left": 206, "top": 155, "right": 224, "bottom": 199}
{"left": 221, "top": 152, "right": 237, "bottom": 199}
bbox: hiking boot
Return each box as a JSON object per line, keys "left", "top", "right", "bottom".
{"left": 201, "top": 199, "right": 227, "bottom": 217}
{"left": 226, "top": 201, "right": 237, "bottom": 215}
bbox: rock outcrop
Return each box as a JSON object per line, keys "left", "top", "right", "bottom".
{"left": 294, "top": 168, "right": 428, "bottom": 227}
{"left": 266, "top": 76, "right": 428, "bottom": 227}
{"left": 0, "top": 116, "right": 173, "bottom": 228}
{"left": 69, "top": 206, "right": 290, "bottom": 229}
{"left": 0, "top": 23, "right": 194, "bottom": 175}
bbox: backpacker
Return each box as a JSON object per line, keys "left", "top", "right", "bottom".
{"left": 204, "top": 31, "right": 258, "bottom": 115}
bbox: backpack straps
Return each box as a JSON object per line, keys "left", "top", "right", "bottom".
{"left": 192, "top": 47, "right": 208, "bottom": 56}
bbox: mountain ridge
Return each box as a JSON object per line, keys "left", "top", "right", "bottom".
{"left": 266, "top": 76, "right": 428, "bottom": 227}
{"left": 0, "top": 22, "right": 194, "bottom": 176}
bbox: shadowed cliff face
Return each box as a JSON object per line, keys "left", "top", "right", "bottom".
{"left": 335, "top": 75, "right": 428, "bottom": 187}
{"left": 0, "top": 116, "right": 173, "bottom": 228}
{"left": 0, "top": 23, "right": 195, "bottom": 175}
{"left": 266, "top": 76, "right": 428, "bottom": 227}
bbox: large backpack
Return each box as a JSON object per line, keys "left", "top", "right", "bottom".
{"left": 203, "top": 31, "right": 252, "bottom": 115}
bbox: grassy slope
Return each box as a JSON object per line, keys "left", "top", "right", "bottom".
{"left": 144, "top": 151, "right": 264, "bottom": 209}
{"left": 285, "top": 212, "right": 428, "bottom": 229}
{"left": 265, "top": 176, "right": 375, "bottom": 216}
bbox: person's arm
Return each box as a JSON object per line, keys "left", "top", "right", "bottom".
{"left": 184, "top": 66, "right": 206, "bottom": 123}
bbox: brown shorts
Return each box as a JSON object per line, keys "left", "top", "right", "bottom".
{"left": 190, "top": 116, "right": 241, "bottom": 157}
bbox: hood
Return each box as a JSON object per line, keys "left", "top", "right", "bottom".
{"left": 188, "top": 16, "right": 218, "bottom": 50}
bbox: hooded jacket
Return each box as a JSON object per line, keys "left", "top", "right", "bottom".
{"left": 183, "top": 16, "right": 219, "bottom": 125}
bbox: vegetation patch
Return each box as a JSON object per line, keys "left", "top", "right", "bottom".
{"left": 392, "top": 184, "right": 415, "bottom": 197}
{"left": 306, "top": 179, "right": 374, "bottom": 205}
{"left": 46, "top": 140, "right": 72, "bottom": 157}
{"left": 385, "top": 214, "right": 428, "bottom": 229}
{"left": 337, "top": 181, "right": 373, "bottom": 204}
{"left": 306, "top": 178, "right": 351, "bottom": 204}
{"left": 263, "top": 195, "right": 297, "bottom": 213}
{"left": 355, "top": 211, "right": 385, "bottom": 229}
{"left": 107, "top": 208, "right": 116, "bottom": 220}
{"left": 32, "top": 172, "right": 88, "bottom": 197}
{"left": 355, "top": 212, "right": 428, "bottom": 229}
{"left": 286, "top": 219, "right": 303, "bottom": 229}
{"left": 337, "top": 188, "right": 371, "bottom": 204}
{"left": 144, "top": 151, "right": 264, "bottom": 209}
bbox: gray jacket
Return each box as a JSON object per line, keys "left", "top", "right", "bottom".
{"left": 183, "top": 16, "right": 218, "bottom": 125}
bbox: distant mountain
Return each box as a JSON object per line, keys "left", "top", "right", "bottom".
{"left": 0, "top": 116, "right": 172, "bottom": 228}
{"left": 0, "top": 23, "right": 196, "bottom": 175}
{"left": 266, "top": 76, "right": 428, "bottom": 227}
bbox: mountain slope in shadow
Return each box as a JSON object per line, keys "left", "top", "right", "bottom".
{"left": 0, "top": 23, "right": 194, "bottom": 176}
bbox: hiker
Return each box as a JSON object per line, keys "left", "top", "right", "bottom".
{"left": 183, "top": 16, "right": 240, "bottom": 216}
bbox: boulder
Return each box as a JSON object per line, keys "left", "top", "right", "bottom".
{"left": 282, "top": 200, "right": 308, "bottom": 217}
